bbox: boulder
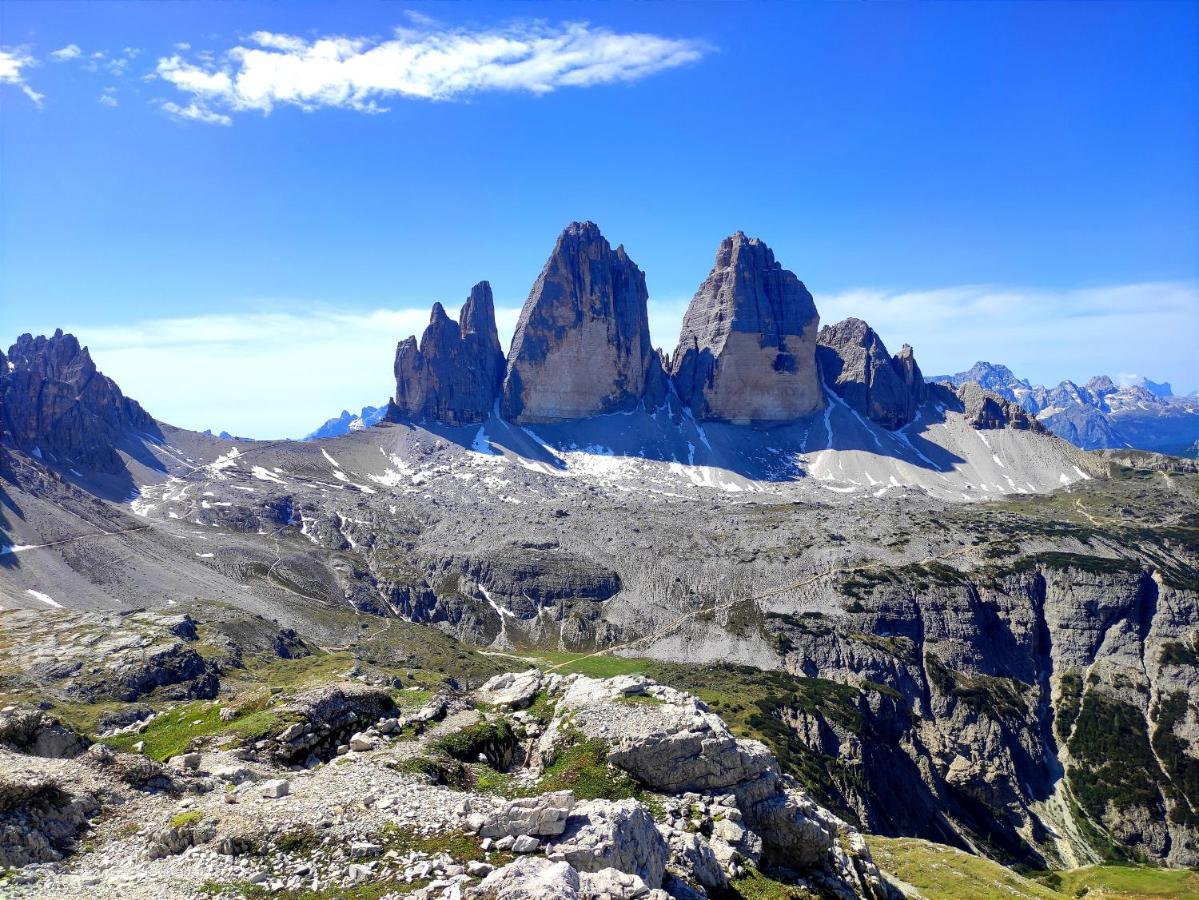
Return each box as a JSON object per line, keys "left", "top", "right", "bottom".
{"left": 392, "top": 281, "right": 507, "bottom": 425}
{"left": 260, "top": 779, "right": 289, "bottom": 798}
{"left": 658, "top": 825, "right": 727, "bottom": 890}
{"left": 0, "top": 708, "right": 89, "bottom": 759}
{"left": 816, "top": 317, "right": 928, "bottom": 429}
{"left": 579, "top": 868, "right": 670, "bottom": 899}
{"left": 478, "top": 790, "right": 576, "bottom": 839}
{"left": 265, "top": 684, "right": 397, "bottom": 765}
{"left": 503, "top": 222, "right": 664, "bottom": 423}
{"left": 538, "top": 673, "right": 886, "bottom": 897}
{"left": 671, "top": 232, "right": 823, "bottom": 424}
{"left": 475, "top": 669, "right": 545, "bottom": 710}
{"left": 472, "top": 856, "right": 581, "bottom": 899}
{"left": 0, "top": 771, "right": 100, "bottom": 868}
{"left": 546, "top": 799, "right": 668, "bottom": 888}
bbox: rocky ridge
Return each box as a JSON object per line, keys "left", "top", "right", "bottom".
{"left": 934, "top": 361, "right": 1199, "bottom": 455}
{"left": 1, "top": 330, "right": 160, "bottom": 475}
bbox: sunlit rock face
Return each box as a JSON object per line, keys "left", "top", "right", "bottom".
{"left": 502, "top": 221, "right": 664, "bottom": 424}
{"left": 671, "top": 232, "right": 823, "bottom": 425}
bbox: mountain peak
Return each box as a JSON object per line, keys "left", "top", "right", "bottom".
{"left": 816, "top": 317, "right": 927, "bottom": 430}
{"left": 502, "top": 222, "right": 661, "bottom": 423}
{"left": 2, "top": 329, "right": 159, "bottom": 476}
{"left": 670, "top": 232, "right": 822, "bottom": 424}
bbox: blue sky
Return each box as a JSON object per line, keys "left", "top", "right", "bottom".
{"left": 2, "top": 1, "right": 1197, "bottom": 437}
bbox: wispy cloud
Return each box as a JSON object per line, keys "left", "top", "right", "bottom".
{"left": 99, "top": 87, "right": 119, "bottom": 107}
{"left": 0, "top": 47, "right": 44, "bottom": 106}
{"left": 155, "top": 21, "right": 708, "bottom": 123}
{"left": 161, "top": 100, "right": 231, "bottom": 126}
{"left": 49, "top": 44, "right": 83, "bottom": 62}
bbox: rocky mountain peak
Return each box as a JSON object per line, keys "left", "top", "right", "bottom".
{"left": 502, "top": 222, "right": 663, "bottom": 423}
{"left": 670, "top": 232, "right": 822, "bottom": 424}
{"left": 460, "top": 280, "right": 501, "bottom": 348}
{"left": 816, "top": 318, "right": 928, "bottom": 430}
{"left": 392, "top": 281, "right": 506, "bottom": 426}
{"left": 1, "top": 329, "right": 158, "bottom": 475}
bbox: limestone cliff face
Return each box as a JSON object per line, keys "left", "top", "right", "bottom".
{"left": 502, "top": 222, "right": 663, "bottom": 424}
{"left": 392, "top": 282, "right": 506, "bottom": 425}
{"left": 1, "top": 330, "right": 159, "bottom": 474}
{"left": 816, "top": 317, "right": 928, "bottom": 430}
{"left": 671, "top": 232, "right": 822, "bottom": 425}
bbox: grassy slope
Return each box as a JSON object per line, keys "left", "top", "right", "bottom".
{"left": 869, "top": 836, "right": 1199, "bottom": 900}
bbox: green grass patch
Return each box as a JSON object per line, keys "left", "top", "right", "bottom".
{"left": 200, "top": 879, "right": 413, "bottom": 900}
{"left": 1054, "top": 863, "right": 1199, "bottom": 898}
{"left": 727, "top": 865, "right": 819, "bottom": 898}
{"left": 534, "top": 731, "right": 645, "bottom": 801}
{"left": 867, "top": 836, "right": 1061, "bottom": 899}
{"left": 169, "top": 810, "right": 205, "bottom": 829}
{"left": 102, "top": 699, "right": 292, "bottom": 761}
{"left": 531, "top": 651, "right": 650, "bottom": 679}
{"left": 376, "top": 823, "right": 511, "bottom": 866}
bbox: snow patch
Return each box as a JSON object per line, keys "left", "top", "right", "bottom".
{"left": 252, "top": 466, "right": 286, "bottom": 484}
{"left": 26, "top": 590, "right": 62, "bottom": 608}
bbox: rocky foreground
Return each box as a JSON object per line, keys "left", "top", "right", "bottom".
{"left": 0, "top": 668, "right": 889, "bottom": 899}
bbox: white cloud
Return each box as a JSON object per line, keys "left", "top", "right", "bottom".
{"left": 0, "top": 47, "right": 44, "bottom": 106}
{"left": 99, "top": 87, "right": 118, "bottom": 107}
{"left": 154, "top": 21, "right": 708, "bottom": 123}
{"left": 813, "top": 281, "right": 1199, "bottom": 392}
{"left": 49, "top": 44, "right": 83, "bottom": 62}
{"left": 161, "top": 100, "right": 232, "bottom": 126}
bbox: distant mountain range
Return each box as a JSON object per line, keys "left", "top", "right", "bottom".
{"left": 304, "top": 405, "right": 386, "bottom": 440}
{"left": 931, "top": 362, "right": 1199, "bottom": 456}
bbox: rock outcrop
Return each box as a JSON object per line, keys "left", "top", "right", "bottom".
{"left": 527, "top": 672, "right": 887, "bottom": 898}
{"left": 0, "top": 772, "right": 99, "bottom": 868}
{"left": 1, "top": 330, "right": 160, "bottom": 474}
{"left": 816, "top": 317, "right": 928, "bottom": 429}
{"left": 671, "top": 232, "right": 823, "bottom": 425}
{"left": 950, "top": 381, "right": 1042, "bottom": 431}
{"left": 502, "top": 222, "right": 664, "bottom": 423}
{"left": 0, "top": 709, "right": 90, "bottom": 759}
{"left": 392, "top": 282, "right": 506, "bottom": 425}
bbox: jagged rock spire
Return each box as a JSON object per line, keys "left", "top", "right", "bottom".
{"left": 2, "top": 329, "right": 159, "bottom": 473}
{"left": 502, "top": 222, "right": 664, "bottom": 423}
{"left": 816, "top": 318, "right": 928, "bottom": 430}
{"left": 392, "top": 281, "right": 506, "bottom": 426}
{"left": 670, "top": 232, "right": 823, "bottom": 424}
